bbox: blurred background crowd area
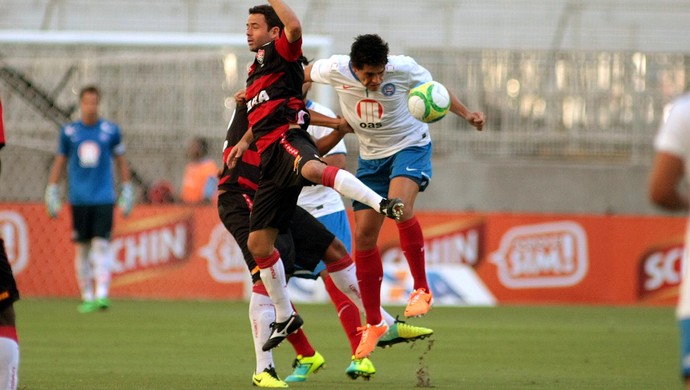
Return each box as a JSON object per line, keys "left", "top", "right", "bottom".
{"left": 1, "top": 0, "right": 689, "bottom": 214}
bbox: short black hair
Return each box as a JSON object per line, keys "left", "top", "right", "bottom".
{"left": 350, "top": 34, "right": 389, "bottom": 69}
{"left": 194, "top": 137, "right": 209, "bottom": 157}
{"left": 249, "top": 4, "right": 284, "bottom": 33}
{"left": 79, "top": 85, "right": 100, "bottom": 99}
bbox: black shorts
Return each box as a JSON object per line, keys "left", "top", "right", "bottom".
{"left": 71, "top": 204, "right": 114, "bottom": 242}
{"left": 0, "top": 239, "right": 20, "bottom": 312}
{"left": 218, "top": 192, "right": 295, "bottom": 284}
{"left": 251, "top": 128, "right": 324, "bottom": 233}
{"left": 218, "top": 192, "right": 334, "bottom": 284}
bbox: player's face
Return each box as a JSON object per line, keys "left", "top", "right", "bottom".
{"left": 79, "top": 92, "right": 100, "bottom": 124}
{"left": 246, "top": 14, "right": 279, "bottom": 52}
{"left": 353, "top": 64, "right": 386, "bottom": 91}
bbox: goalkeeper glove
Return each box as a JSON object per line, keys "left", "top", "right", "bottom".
{"left": 117, "top": 182, "right": 134, "bottom": 217}
{"left": 44, "top": 184, "right": 62, "bottom": 218}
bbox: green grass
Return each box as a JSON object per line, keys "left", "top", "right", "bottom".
{"left": 15, "top": 299, "right": 680, "bottom": 389}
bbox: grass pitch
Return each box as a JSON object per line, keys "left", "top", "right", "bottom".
{"left": 16, "top": 299, "right": 679, "bottom": 389}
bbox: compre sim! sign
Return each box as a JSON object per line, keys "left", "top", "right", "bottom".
{"left": 490, "top": 221, "right": 588, "bottom": 289}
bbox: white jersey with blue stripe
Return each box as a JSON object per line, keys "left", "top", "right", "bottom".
{"left": 310, "top": 54, "right": 432, "bottom": 160}
{"left": 58, "top": 119, "right": 125, "bottom": 205}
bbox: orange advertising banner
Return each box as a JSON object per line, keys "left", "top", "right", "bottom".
{"left": 0, "top": 203, "right": 247, "bottom": 300}
{"left": 0, "top": 203, "right": 686, "bottom": 305}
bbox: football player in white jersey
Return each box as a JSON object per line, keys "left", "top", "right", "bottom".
{"left": 649, "top": 92, "right": 690, "bottom": 388}
{"left": 305, "top": 33, "right": 484, "bottom": 357}
{"left": 285, "top": 82, "right": 433, "bottom": 380}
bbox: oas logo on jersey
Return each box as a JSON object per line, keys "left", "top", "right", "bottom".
{"left": 257, "top": 49, "right": 265, "bottom": 67}
{"left": 356, "top": 98, "right": 384, "bottom": 129}
{"left": 382, "top": 83, "right": 396, "bottom": 96}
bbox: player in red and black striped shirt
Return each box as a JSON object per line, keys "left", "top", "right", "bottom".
{"left": 226, "top": 1, "right": 405, "bottom": 354}
{"left": 0, "top": 97, "right": 21, "bottom": 390}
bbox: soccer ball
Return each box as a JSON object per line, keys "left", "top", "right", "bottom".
{"left": 407, "top": 81, "right": 451, "bottom": 123}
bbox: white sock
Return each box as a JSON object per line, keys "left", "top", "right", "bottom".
{"left": 91, "top": 238, "right": 112, "bottom": 300}
{"left": 74, "top": 243, "right": 94, "bottom": 302}
{"left": 0, "top": 336, "right": 18, "bottom": 390}
{"left": 381, "top": 309, "right": 396, "bottom": 327}
{"left": 259, "top": 258, "right": 292, "bottom": 322}
{"left": 328, "top": 265, "right": 396, "bottom": 327}
{"left": 249, "top": 291, "right": 275, "bottom": 374}
{"left": 328, "top": 263, "right": 365, "bottom": 312}
{"left": 333, "top": 170, "right": 383, "bottom": 211}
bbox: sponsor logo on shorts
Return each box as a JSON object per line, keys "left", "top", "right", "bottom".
{"left": 638, "top": 238, "right": 684, "bottom": 302}
{"left": 490, "top": 221, "right": 588, "bottom": 289}
{"left": 0, "top": 211, "right": 29, "bottom": 274}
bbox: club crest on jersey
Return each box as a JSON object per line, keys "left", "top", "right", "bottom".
{"left": 382, "top": 83, "right": 396, "bottom": 96}
{"left": 257, "top": 49, "right": 265, "bottom": 67}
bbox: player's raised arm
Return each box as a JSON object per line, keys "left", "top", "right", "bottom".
{"left": 268, "top": 0, "right": 301, "bottom": 43}
{"left": 448, "top": 90, "right": 485, "bottom": 131}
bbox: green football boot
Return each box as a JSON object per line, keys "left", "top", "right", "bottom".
{"left": 285, "top": 351, "right": 325, "bottom": 382}
{"left": 377, "top": 317, "right": 434, "bottom": 348}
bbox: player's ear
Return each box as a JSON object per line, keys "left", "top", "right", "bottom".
{"left": 270, "top": 26, "right": 281, "bottom": 39}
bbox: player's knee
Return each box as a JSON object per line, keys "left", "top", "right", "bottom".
{"left": 300, "top": 159, "right": 324, "bottom": 184}
{"left": 355, "top": 230, "right": 378, "bottom": 248}
{"left": 324, "top": 238, "right": 348, "bottom": 263}
{"left": 247, "top": 238, "right": 271, "bottom": 260}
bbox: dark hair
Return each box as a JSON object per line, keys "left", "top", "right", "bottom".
{"left": 79, "top": 85, "right": 100, "bottom": 99}
{"left": 350, "top": 34, "right": 389, "bottom": 69}
{"left": 249, "top": 4, "right": 284, "bottom": 33}
{"left": 194, "top": 137, "right": 209, "bottom": 157}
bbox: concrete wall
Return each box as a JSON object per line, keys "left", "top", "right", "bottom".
{"left": 420, "top": 156, "right": 667, "bottom": 215}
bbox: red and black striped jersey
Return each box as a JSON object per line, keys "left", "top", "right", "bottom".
{"left": 245, "top": 33, "right": 306, "bottom": 153}
{"left": 218, "top": 104, "right": 260, "bottom": 196}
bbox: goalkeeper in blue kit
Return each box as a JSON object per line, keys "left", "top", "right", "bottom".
{"left": 45, "top": 85, "right": 134, "bottom": 313}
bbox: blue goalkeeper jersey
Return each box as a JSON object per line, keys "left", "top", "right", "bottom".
{"left": 58, "top": 119, "right": 125, "bottom": 205}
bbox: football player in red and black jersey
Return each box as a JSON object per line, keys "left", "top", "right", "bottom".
{"left": 225, "top": 0, "right": 404, "bottom": 356}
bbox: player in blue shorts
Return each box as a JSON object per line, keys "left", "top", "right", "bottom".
{"left": 305, "top": 33, "right": 485, "bottom": 357}
{"left": 45, "top": 85, "right": 135, "bottom": 313}
{"left": 0, "top": 96, "right": 21, "bottom": 390}
{"left": 288, "top": 84, "right": 433, "bottom": 382}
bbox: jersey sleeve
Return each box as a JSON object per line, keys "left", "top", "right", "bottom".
{"left": 655, "top": 98, "right": 690, "bottom": 159}
{"left": 401, "top": 56, "right": 433, "bottom": 88}
{"left": 309, "top": 55, "right": 346, "bottom": 85}
{"left": 112, "top": 124, "right": 126, "bottom": 156}
{"left": 274, "top": 33, "right": 302, "bottom": 62}
{"left": 57, "top": 126, "right": 70, "bottom": 156}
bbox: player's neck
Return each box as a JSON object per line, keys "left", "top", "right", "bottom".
{"left": 81, "top": 116, "right": 99, "bottom": 126}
